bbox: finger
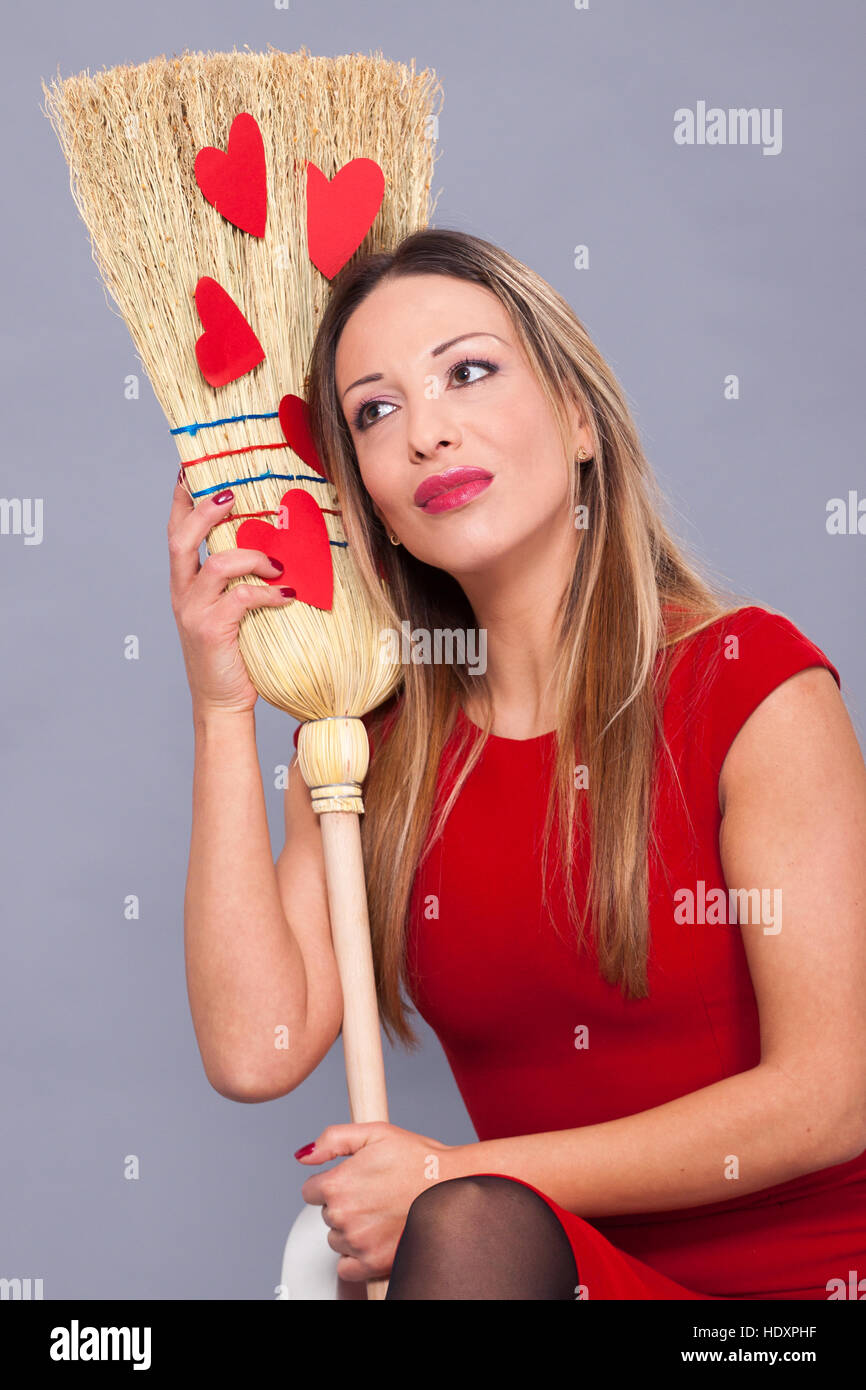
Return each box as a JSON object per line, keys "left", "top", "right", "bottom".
{"left": 217, "top": 579, "right": 298, "bottom": 621}
{"left": 295, "top": 1122, "right": 382, "bottom": 1162}
{"left": 167, "top": 467, "right": 195, "bottom": 534}
{"left": 335, "top": 1254, "right": 371, "bottom": 1283}
{"left": 195, "top": 548, "right": 292, "bottom": 606}
{"left": 167, "top": 471, "right": 206, "bottom": 601}
{"left": 299, "top": 1174, "right": 330, "bottom": 1205}
{"left": 326, "top": 1228, "right": 354, "bottom": 1257}
{"left": 168, "top": 482, "right": 236, "bottom": 602}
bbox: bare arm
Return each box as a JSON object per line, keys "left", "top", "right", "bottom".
{"left": 184, "top": 710, "right": 343, "bottom": 1101}
{"left": 169, "top": 476, "right": 342, "bottom": 1101}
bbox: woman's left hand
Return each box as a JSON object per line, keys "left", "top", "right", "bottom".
{"left": 295, "top": 1121, "right": 457, "bottom": 1281}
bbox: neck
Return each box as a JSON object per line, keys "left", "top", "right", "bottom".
{"left": 453, "top": 512, "right": 581, "bottom": 739}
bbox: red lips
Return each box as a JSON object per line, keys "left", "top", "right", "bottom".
{"left": 414, "top": 467, "right": 494, "bottom": 507}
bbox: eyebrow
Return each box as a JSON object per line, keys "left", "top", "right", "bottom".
{"left": 340, "top": 331, "right": 508, "bottom": 401}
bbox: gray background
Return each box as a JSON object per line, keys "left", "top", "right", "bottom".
{"left": 2, "top": 0, "right": 862, "bottom": 1298}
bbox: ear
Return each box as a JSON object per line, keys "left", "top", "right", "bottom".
{"left": 568, "top": 401, "right": 593, "bottom": 461}
{"left": 563, "top": 394, "right": 588, "bottom": 457}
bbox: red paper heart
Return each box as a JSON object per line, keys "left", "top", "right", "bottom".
{"left": 278, "top": 394, "right": 327, "bottom": 479}
{"left": 194, "top": 276, "right": 265, "bottom": 387}
{"left": 235, "top": 489, "right": 333, "bottom": 610}
{"left": 306, "top": 158, "right": 385, "bottom": 279}
{"left": 194, "top": 113, "right": 267, "bottom": 237}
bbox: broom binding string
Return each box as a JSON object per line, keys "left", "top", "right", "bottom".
{"left": 171, "top": 410, "right": 279, "bottom": 437}
{"left": 296, "top": 716, "right": 371, "bottom": 815}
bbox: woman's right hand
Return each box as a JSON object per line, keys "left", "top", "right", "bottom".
{"left": 168, "top": 476, "right": 295, "bottom": 717}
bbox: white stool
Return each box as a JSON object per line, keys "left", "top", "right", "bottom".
{"left": 276, "top": 1203, "right": 368, "bottom": 1300}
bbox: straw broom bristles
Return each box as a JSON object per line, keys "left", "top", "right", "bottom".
{"left": 42, "top": 47, "right": 443, "bottom": 804}
{"left": 43, "top": 47, "right": 444, "bottom": 1299}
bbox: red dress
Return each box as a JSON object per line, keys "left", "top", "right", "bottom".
{"left": 360, "top": 604, "right": 866, "bottom": 1300}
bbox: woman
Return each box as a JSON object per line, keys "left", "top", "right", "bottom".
{"left": 170, "top": 229, "right": 866, "bottom": 1300}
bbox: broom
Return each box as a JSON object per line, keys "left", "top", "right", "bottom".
{"left": 42, "top": 45, "right": 443, "bottom": 1301}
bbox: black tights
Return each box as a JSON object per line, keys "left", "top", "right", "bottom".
{"left": 385, "top": 1175, "right": 580, "bottom": 1300}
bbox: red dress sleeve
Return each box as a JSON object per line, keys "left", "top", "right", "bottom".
{"left": 686, "top": 604, "right": 841, "bottom": 786}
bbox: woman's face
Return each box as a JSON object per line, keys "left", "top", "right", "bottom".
{"left": 335, "top": 273, "right": 589, "bottom": 580}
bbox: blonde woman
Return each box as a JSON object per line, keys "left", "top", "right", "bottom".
{"left": 171, "top": 229, "right": 866, "bottom": 1300}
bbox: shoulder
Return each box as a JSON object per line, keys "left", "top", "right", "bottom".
{"left": 663, "top": 604, "right": 842, "bottom": 812}
{"left": 719, "top": 661, "right": 846, "bottom": 817}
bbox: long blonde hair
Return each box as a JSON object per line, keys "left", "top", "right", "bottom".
{"left": 306, "top": 228, "right": 750, "bottom": 1049}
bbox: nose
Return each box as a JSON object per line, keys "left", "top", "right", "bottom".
{"left": 404, "top": 393, "right": 460, "bottom": 462}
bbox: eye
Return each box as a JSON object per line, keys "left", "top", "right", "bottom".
{"left": 351, "top": 356, "right": 498, "bottom": 431}
{"left": 449, "top": 358, "right": 495, "bottom": 386}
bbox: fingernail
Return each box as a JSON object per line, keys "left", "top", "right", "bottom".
{"left": 294, "top": 1142, "right": 315, "bottom": 1159}
{"left": 280, "top": 588, "right": 296, "bottom": 598}
{"left": 266, "top": 555, "right": 284, "bottom": 573}
{"left": 177, "top": 467, "right": 184, "bottom": 484}
{"left": 213, "top": 489, "right": 234, "bottom": 504}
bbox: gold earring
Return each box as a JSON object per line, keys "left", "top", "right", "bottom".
{"left": 389, "top": 533, "right": 401, "bottom": 546}
{"left": 576, "top": 446, "right": 591, "bottom": 462}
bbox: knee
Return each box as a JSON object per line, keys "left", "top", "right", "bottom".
{"left": 404, "top": 1174, "right": 523, "bottom": 1233}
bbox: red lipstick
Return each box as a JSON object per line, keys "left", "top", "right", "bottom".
{"left": 414, "top": 466, "right": 494, "bottom": 513}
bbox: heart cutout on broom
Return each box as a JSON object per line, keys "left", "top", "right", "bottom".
{"left": 235, "top": 488, "right": 334, "bottom": 610}
{"left": 194, "top": 112, "right": 267, "bottom": 237}
{"left": 306, "top": 158, "right": 385, "bottom": 279}
{"left": 278, "top": 394, "right": 328, "bottom": 479}
{"left": 194, "top": 276, "right": 265, "bottom": 387}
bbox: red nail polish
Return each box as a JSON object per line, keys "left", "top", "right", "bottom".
{"left": 294, "top": 1142, "right": 315, "bottom": 1159}
{"left": 266, "top": 555, "right": 284, "bottom": 573}
{"left": 280, "top": 588, "right": 296, "bottom": 598}
{"left": 214, "top": 489, "right": 234, "bottom": 504}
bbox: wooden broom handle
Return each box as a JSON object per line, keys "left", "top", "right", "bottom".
{"left": 319, "top": 810, "right": 390, "bottom": 1301}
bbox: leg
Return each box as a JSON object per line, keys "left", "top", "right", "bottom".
{"left": 385, "top": 1174, "right": 579, "bottom": 1300}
